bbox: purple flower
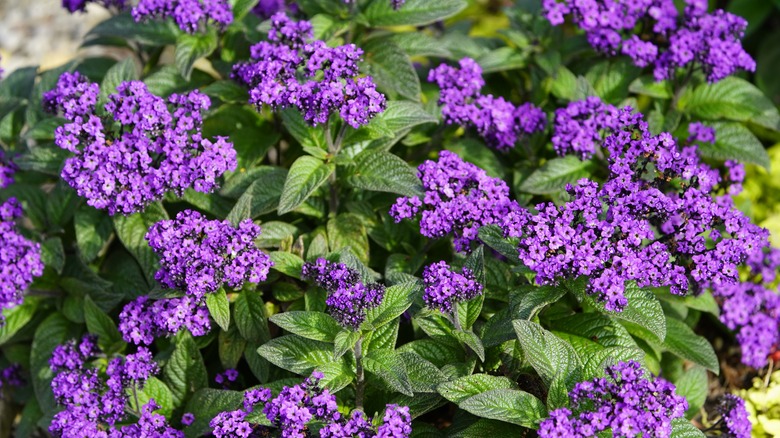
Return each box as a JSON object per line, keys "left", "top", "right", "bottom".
{"left": 119, "top": 295, "right": 212, "bottom": 345}
{"left": 61, "top": 0, "right": 126, "bottom": 13}
{"left": 132, "top": 0, "right": 233, "bottom": 33}
{"left": 0, "top": 198, "right": 43, "bottom": 323}
{"left": 716, "top": 394, "right": 751, "bottom": 438}
{"left": 252, "top": 0, "right": 285, "bottom": 18}
{"left": 233, "top": 13, "right": 386, "bottom": 128}
{"left": 551, "top": 97, "right": 621, "bottom": 159}
{"left": 390, "top": 150, "right": 525, "bottom": 252}
{"left": 422, "top": 261, "right": 483, "bottom": 313}
{"left": 146, "top": 210, "right": 273, "bottom": 299}
{"left": 428, "top": 58, "right": 546, "bottom": 150}
{"left": 44, "top": 73, "right": 237, "bottom": 215}
{"left": 0, "top": 149, "right": 17, "bottom": 189}
{"left": 181, "top": 412, "right": 195, "bottom": 426}
{"left": 301, "top": 258, "right": 385, "bottom": 329}
{"left": 539, "top": 361, "right": 687, "bottom": 438}
{"left": 543, "top": 0, "right": 754, "bottom": 83}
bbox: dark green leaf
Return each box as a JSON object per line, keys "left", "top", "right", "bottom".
{"left": 364, "top": 348, "right": 414, "bottom": 396}
{"left": 0, "top": 298, "right": 39, "bottom": 345}
{"left": 519, "top": 156, "right": 595, "bottom": 195}
{"left": 278, "top": 156, "right": 334, "bottom": 215}
{"left": 364, "top": 37, "right": 421, "bottom": 101}
{"left": 206, "top": 289, "right": 231, "bottom": 331}
{"left": 31, "top": 314, "right": 73, "bottom": 416}
{"left": 458, "top": 389, "right": 547, "bottom": 428}
{"left": 234, "top": 292, "right": 270, "bottom": 344}
{"left": 675, "top": 366, "right": 708, "bottom": 419}
{"left": 362, "top": 282, "right": 417, "bottom": 331}
{"left": 83, "top": 295, "right": 124, "bottom": 353}
{"left": 113, "top": 202, "right": 168, "bottom": 285}
{"left": 99, "top": 58, "right": 137, "bottom": 106}
{"left": 184, "top": 388, "right": 244, "bottom": 438}
{"left": 87, "top": 13, "right": 180, "bottom": 46}
{"left": 438, "top": 374, "right": 516, "bottom": 404}
{"left": 663, "top": 318, "right": 719, "bottom": 374}
{"left": 164, "top": 334, "right": 209, "bottom": 406}
{"left": 201, "top": 80, "right": 250, "bottom": 104}
{"left": 269, "top": 311, "right": 341, "bottom": 343}
{"left": 348, "top": 150, "right": 422, "bottom": 197}
{"left": 679, "top": 77, "right": 780, "bottom": 131}
{"left": 327, "top": 213, "right": 370, "bottom": 264}
{"left": 364, "top": 0, "right": 467, "bottom": 27}
{"left": 40, "top": 237, "right": 65, "bottom": 274}
{"left": 453, "top": 329, "right": 485, "bottom": 362}
{"left": 269, "top": 251, "right": 305, "bottom": 278}
{"left": 257, "top": 334, "right": 339, "bottom": 374}
{"left": 74, "top": 206, "right": 113, "bottom": 262}
{"left": 175, "top": 30, "right": 218, "bottom": 81}
{"left": 670, "top": 418, "right": 706, "bottom": 438}
{"left": 334, "top": 329, "right": 361, "bottom": 360}
{"left": 697, "top": 121, "right": 770, "bottom": 169}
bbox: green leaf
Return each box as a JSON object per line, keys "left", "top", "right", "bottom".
{"left": 401, "top": 352, "right": 447, "bottom": 393}
{"left": 629, "top": 76, "right": 672, "bottom": 99}
{"left": 391, "top": 33, "right": 452, "bottom": 58}
{"left": 513, "top": 319, "right": 582, "bottom": 407}
{"left": 234, "top": 292, "right": 270, "bottom": 344}
{"left": 670, "top": 418, "right": 706, "bottom": 438}
{"left": 99, "top": 58, "right": 137, "bottom": 106}
{"left": 128, "top": 377, "right": 175, "bottom": 417}
{"left": 364, "top": 348, "right": 414, "bottom": 396}
{"left": 144, "top": 65, "right": 210, "bottom": 97}
{"left": 164, "top": 334, "right": 209, "bottom": 406}
{"left": 362, "top": 282, "right": 417, "bottom": 331}
{"left": 219, "top": 326, "right": 247, "bottom": 369}
{"left": 113, "top": 202, "right": 168, "bottom": 285}
{"left": 675, "top": 366, "right": 708, "bottom": 419}
{"left": 476, "top": 47, "right": 527, "bottom": 73}
{"left": 334, "top": 329, "right": 361, "bottom": 360}
{"left": 519, "top": 156, "right": 595, "bottom": 195}
{"left": 278, "top": 156, "right": 334, "bottom": 215}
{"left": 14, "top": 144, "right": 69, "bottom": 176}
{"left": 0, "top": 66, "right": 37, "bottom": 99}
{"left": 364, "top": 37, "right": 421, "bottom": 101}
{"left": 269, "top": 251, "right": 305, "bottom": 278}
{"left": 697, "top": 121, "right": 770, "bottom": 169}
{"left": 0, "top": 298, "right": 39, "bottom": 345}
{"left": 225, "top": 173, "right": 287, "bottom": 225}
{"left": 515, "top": 285, "right": 567, "bottom": 320}
{"left": 269, "top": 311, "right": 341, "bottom": 343}
{"left": 458, "top": 389, "right": 547, "bottom": 428}
{"left": 327, "top": 213, "right": 369, "bottom": 264}
{"left": 477, "top": 225, "right": 517, "bottom": 261}
{"left": 438, "top": 374, "right": 516, "bottom": 404}
{"left": 40, "top": 237, "right": 65, "bottom": 274}
{"left": 184, "top": 389, "right": 244, "bottom": 438}
{"left": 348, "top": 150, "right": 422, "bottom": 197}
{"left": 279, "top": 109, "right": 328, "bottom": 150}
{"left": 31, "top": 313, "right": 73, "bottom": 416}
{"left": 663, "top": 317, "right": 719, "bottom": 374}
{"left": 201, "top": 80, "right": 250, "bottom": 104}
{"left": 74, "top": 206, "right": 113, "bottom": 262}
{"left": 206, "top": 289, "right": 231, "bottom": 331}
{"left": 87, "top": 12, "right": 180, "bottom": 46}
{"left": 458, "top": 246, "right": 485, "bottom": 329}
{"left": 379, "top": 100, "right": 438, "bottom": 134}
{"left": 678, "top": 77, "right": 780, "bottom": 131}
{"left": 364, "top": 0, "right": 467, "bottom": 27}
{"left": 83, "top": 295, "right": 124, "bottom": 353}
{"left": 175, "top": 30, "right": 218, "bottom": 81}
{"left": 453, "top": 329, "right": 485, "bottom": 362}
{"left": 585, "top": 59, "right": 640, "bottom": 103}
{"left": 257, "top": 335, "right": 339, "bottom": 374}
{"left": 568, "top": 280, "right": 667, "bottom": 343}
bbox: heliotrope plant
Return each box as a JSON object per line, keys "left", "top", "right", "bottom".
{"left": 1, "top": 0, "right": 779, "bottom": 436}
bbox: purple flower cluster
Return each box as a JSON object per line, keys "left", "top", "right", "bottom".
{"left": 43, "top": 72, "right": 237, "bottom": 215}
{"left": 132, "top": 0, "right": 233, "bottom": 33}
{"left": 0, "top": 364, "right": 23, "bottom": 395}
{"left": 215, "top": 368, "right": 239, "bottom": 387}
{"left": 0, "top": 150, "right": 17, "bottom": 189}
{"left": 422, "top": 261, "right": 483, "bottom": 313}
{"left": 543, "top": 0, "right": 755, "bottom": 83}
{"left": 61, "top": 0, "right": 126, "bottom": 13}
{"left": 49, "top": 335, "right": 181, "bottom": 437}
{"left": 428, "top": 58, "right": 546, "bottom": 150}
{"left": 716, "top": 394, "right": 751, "bottom": 438}
{"left": 390, "top": 150, "right": 524, "bottom": 252}
{"left": 511, "top": 107, "right": 766, "bottom": 311}
{"left": 539, "top": 361, "right": 687, "bottom": 437}
{"left": 0, "top": 198, "right": 43, "bottom": 322}
{"left": 211, "top": 372, "right": 411, "bottom": 438}
{"left": 301, "top": 258, "right": 385, "bottom": 329}
{"left": 233, "top": 13, "right": 386, "bottom": 128}
{"left": 551, "top": 97, "right": 620, "bottom": 159}
{"left": 118, "top": 295, "right": 211, "bottom": 345}
{"left": 712, "top": 248, "right": 780, "bottom": 368}
{"left": 146, "top": 210, "right": 273, "bottom": 299}
{"left": 252, "top": 0, "right": 286, "bottom": 18}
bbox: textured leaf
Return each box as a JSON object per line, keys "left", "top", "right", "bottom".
{"left": 129, "top": 377, "right": 174, "bottom": 417}
{"left": 453, "top": 329, "right": 485, "bottom": 362}
{"left": 364, "top": 37, "right": 421, "bottom": 101}
{"left": 280, "top": 109, "right": 328, "bottom": 150}
{"left": 629, "top": 76, "right": 672, "bottom": 99}
{"left": 113, "top": 202, "right": 168, "bottom": 286}
{"left": 234, "top": 292, "right": 270, "bottom": 344}
{"left": 87, "top": 12, "right": 180, "bottom": 46}
{"left": 670, "top": 418, "right": 706, "bottom": 438}
{"left": 459, "top": 389, "right": 547, "bottom": 428}
{"left": 679, "top": 77, "right": 780, "bottom": 131}
{"left": 697, "top": 121, "right": 770, "bottom": 168}
{"left": 675, "top": 366, "right": 708, "bottom": 419}
{"left": 175, "top": 30, "right": 218, "bottom": 81}
{"left": 334, "top": 329, "right": 361, "bottom": 360}
{"left": 269, "top": 251, "right": 305, "bottom": 278}
{"left": 348, "top": 150, "right": 422, "bottom": 197}
{"left": 364, "top": 0, "right": 467, "bottom": 27}
{"left": 364, "top": 348, "right": 414, "bottom": 396}
{"left": 515, "top": 285, "right": 567, "bottom": 320}
{"left": 327, "top": 213, "right": 370, "bottom": 264}
{"left": 269, "top": 311, "right": 341, "bottom": 343}
{"left": 391, "top": 33, "right": 452, "bottom": 58}
{"left": 99, "top": 58, "right": 137, "bottom": 106}
{"left": 663, "top": 318, "right": 719, "bottom": 374}
{"left": 0, "top": 298, "right": 38, "bottom": 345}
{"left": 400, "top": 352, "right": 447, "bottom": 393}
{"left": 83, "top": 295, "right": 124, "bottom": 353}
{"left": 206, "top": 289, "right": 231, "bottom": 331}
{"left": 519, "top": 156, "right": 595, "bottom": 195}
{"left": 438, "top": 374, "right": 516, "bottom": 404}
{"left": 184, "top": 388, "right": 243, "bottom": 438}
{"left": 74, "top": 206, "right": 113, "bottom": 262}
{"left": 164, "top": 334, "right": 209, "bottom": 406}
{"left": 31, "top": 314, "right": 73, "bottom": 416}
{"left": 257, "top": 335, "right": 338, "bottom": 374}
{"left": 362, "top": 282, "right": 417, "bottom": 330}
{"left": 40, "top": 237, "right": 65, "bottom": 274}
{"left": 218, "top": 326, "right": 246, "bottom": 369}
{"left": 201, "top": 80, "right": 250, "bottom": 104}
{"left": 278, "top": 156, "right": 334, "bottom": 215}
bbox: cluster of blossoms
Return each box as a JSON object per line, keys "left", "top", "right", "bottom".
{"left": 301, "top": 258, "right": 385, "bottom": 329}
{"left": 43, "top": 72, "right": 237, "bottom": 215}
{"left": 146, "top": 209, "right": 273, "bottom": 299}
{"left": 61, "top": 0, "right": 126, "bottom": 13}
{"left": 215, "top": 368, "right": 239, "bottom": 387}
{"left": 211, "top": 372, "right": 411, "bottom": 438}
{"left": 390, "top": 150, "right": 524, "bottom": 253}
{"left": 0, "top": 364, "right": 23, "bottom": 395}
{"left": 551, "top": 97, "right": 620, "bottom": 159}
{"left": 543, "top": 0, "right": 755, "bottom": 83}
{"left": 252, "top": 0, "right": 287, "bottom": 18}
{"left": 510, "top": 105, "right": 766, "bottom": 311}
{"left": 118, "top": 295, "right": 210, "bottom": 345}
{"left": 428, "top": 58, "right": 546, "bottom": 150}
{"left": 716, "top": 394, "right": 752, "bottom": 438}
{"left": 233, "top": 13, "right": 385, "bottom": 128}
{"left": 0, "top": 150, "right": 17, "bottom": 189}
{"left": 422, "top": 261, "right": 483, "bottom": 313}
{"left": 711, "top": 248, "right": 780, "bottom": 368}
{"left": 0, "top": 198, "right": 43, "bottom": 322}
{"left": 539, "top": 361, "right": 687, "bottom": 437}
{"left": 49, "top": 335, "right": 181, "bottom": 437}
{"left": 132, "top": 0, "right": 233, "bottom": 33}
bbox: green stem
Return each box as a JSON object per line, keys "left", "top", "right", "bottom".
{"left": 450, "top": 303, "right": 463, "bottom": 332}
{"left": 354, "top": 336, "right": 365, "bottom": 411}
{"left": 327, "top": 123, "right": 348, "bottom": 218}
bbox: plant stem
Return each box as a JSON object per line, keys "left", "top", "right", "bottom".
{"left": 327, "top": 123, "right": 348, "bottom": 218}
{"left": 354, "top": 336, "right": 365, "bottom": 411}
{"left": 450, "top": 303, "right": 463, "bottom": 332}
